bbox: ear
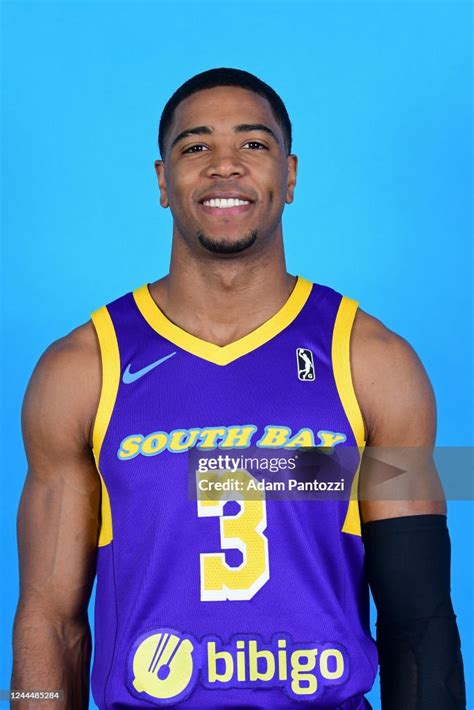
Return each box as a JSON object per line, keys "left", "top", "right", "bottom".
{"left": 154, "top": 160, "right": 169, "bottom": 208}
{"left": 285, "top": 154, "right": 298, "bottom": 204}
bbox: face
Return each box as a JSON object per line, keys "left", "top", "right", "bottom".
{"left": 155, "top": 86, "right": 297, "bottom": 256}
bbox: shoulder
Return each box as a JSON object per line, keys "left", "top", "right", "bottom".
{"left": 350, "top": 307, "right": 436, "bottom": 446}
{"left": 22, "top": 320, "right": 101, "bottom": 453}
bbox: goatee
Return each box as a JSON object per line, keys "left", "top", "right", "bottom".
{"left": 197, "top": 230, "right": 258, "bottom": 255}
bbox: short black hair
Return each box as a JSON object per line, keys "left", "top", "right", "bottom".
{"left": 158, "top": 67, "right": 292, "bottom": 160}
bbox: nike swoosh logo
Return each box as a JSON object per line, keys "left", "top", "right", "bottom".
{"left": 122, "top": 351, "right": 177, "bottom": 384}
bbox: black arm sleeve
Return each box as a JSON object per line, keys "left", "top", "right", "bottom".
{"left": 361, "top": 514, "right": 466, "bottom": 710}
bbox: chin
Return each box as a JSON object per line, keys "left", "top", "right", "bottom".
{"left": 197, "top": 230, "right": 258, "bottom": 255}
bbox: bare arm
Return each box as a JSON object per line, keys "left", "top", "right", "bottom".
{"left": 11, "top": 322, "right": 101, "bottom": 709}
{"left": 351, "top": 309, "right": 446, "bottom": 520}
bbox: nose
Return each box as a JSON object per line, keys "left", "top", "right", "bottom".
{"left": 205, "top": 147, "right": 245, "bottom": 179}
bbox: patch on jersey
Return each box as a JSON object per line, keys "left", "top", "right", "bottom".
{"left": 127, "top": 627, "right": 350, "bottom": 705}
{"left": 296, "top": 348, "right": 315, "bottom": 381}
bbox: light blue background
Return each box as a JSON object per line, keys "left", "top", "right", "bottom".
{"left": 2, "top": 1, "right": 472, "bottom": 708}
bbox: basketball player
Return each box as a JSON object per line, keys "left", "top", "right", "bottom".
{"left": 11, "top": 68, "right": 466, "bottom": 709}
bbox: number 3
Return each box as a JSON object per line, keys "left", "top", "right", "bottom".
{"left": 197, "top": 469, "right": 270, "bottom": 601}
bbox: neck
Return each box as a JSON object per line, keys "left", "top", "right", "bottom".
{"left": 148, "top": 231, "right": 296, "bottom": 346}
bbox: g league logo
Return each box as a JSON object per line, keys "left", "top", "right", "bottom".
{"left": 296, "top": 348, "right": 315, "bottom": 381}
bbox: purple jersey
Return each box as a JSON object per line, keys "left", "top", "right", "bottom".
{"left": 90, "top": 276, "right": 377, "bottom": 709}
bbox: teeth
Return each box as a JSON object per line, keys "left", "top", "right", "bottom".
{"left": 202, "top": 198, "right": 250, "bottom": 208}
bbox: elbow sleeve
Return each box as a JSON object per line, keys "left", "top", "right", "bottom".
{"left": 362, "top": 514, "right": 466, "bottom": 710}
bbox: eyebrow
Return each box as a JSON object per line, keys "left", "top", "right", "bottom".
{"left": 169, "top": 123, "right": 280, "bottom": 151}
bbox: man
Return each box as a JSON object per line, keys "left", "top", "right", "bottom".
{"left": 12, "top": 68, "right": 466, "bottom": 709}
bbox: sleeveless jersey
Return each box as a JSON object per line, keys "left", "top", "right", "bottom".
{"left": 89, "top": 275, "right": 378, "bottom": 709}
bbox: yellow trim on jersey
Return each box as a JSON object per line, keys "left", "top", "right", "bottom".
{"left": 91, "top": 305, "right": 120, "bottom": 547}
{"left": 96, "top": 470, "right": 113, "bottom": 547}
{"left": 342, "top": 464, "right": 363, "bottom": 536}
{"left": 332, "top": 296, "right": 366, "bottom": 537}
{"left": 132, "top": 276, "right": 313, "bottom": 366}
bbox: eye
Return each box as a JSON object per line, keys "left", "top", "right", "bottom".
{"left": 243, "top": 141, "right": 267, "bottom": 150}
{"left": 182, "top": 144, "right": 209, "bottom": 154}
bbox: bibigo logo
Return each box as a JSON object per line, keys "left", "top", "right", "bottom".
{"left": 127, "top": 627, "right": 349, "bottom": 705}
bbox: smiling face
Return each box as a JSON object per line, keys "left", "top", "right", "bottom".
{"left": 155, "top": 86, "right": 297, "bottom": 256}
